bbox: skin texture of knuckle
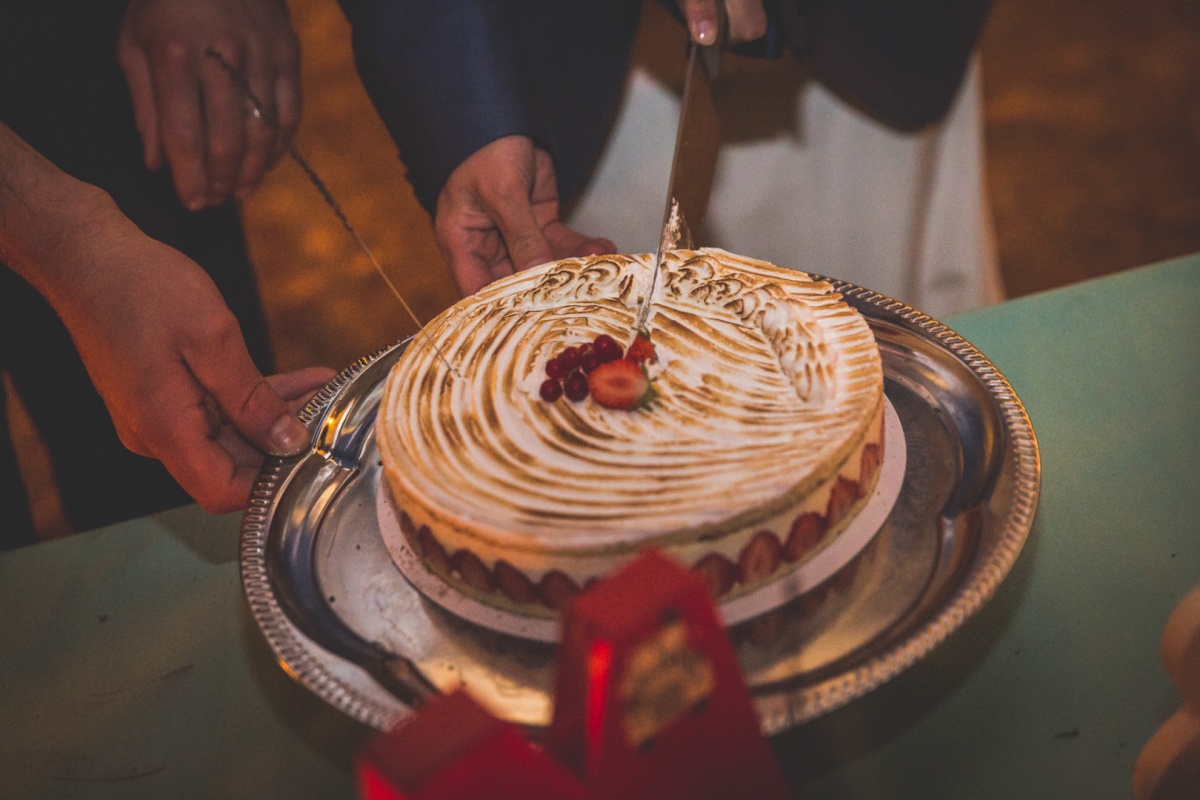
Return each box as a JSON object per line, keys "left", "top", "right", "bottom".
{"left": 508, "top": 232, "right": 546, "bottom": 265}
{"left": 238, "top": 378, "right": 282, "bottom": 426}
{"left": 152, "top": 37, "right": 196, "bottom": 69}
{"left": 165, "top": 120, "right": 205, "bottom": 151}
{"left": 276, "top": 104, "right": 300, "bottom": 133}
{"left": 246, "top": 124, "right": 274, "bottom": 147}
{"left": 206, "top": 33, "right": 244, "bottom": 65}
{"left": 483, "top": 171, "right": 529, "bottom": 207}
{"left": 187, "top": 308, "right": 242, "bottom": 352}
{"left": 432, "top": 214, "right": 458, "bottom": 242}
{"left": 744, "top": 17, "right": 768, "bottom": 41}
{"left": 207, "top": 140, "right": 241, "bottom": 162}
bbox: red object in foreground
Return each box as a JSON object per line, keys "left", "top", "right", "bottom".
{"left": 547, "top": 549, "right": 790, "bottom": 800}
{"left": 357, "top": 690, "right": 585, "bottom": 800}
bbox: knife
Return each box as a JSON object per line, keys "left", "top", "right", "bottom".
{"left": 634, "top": 14, "right": 726, "bottom": 334}
{"left": 204, "top": 48, "right": 460, "bottom": 376}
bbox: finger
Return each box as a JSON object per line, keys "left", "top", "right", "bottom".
{"left": 434, "top": 183, "right": 517, "bottom": 295}
{"left": 211, "top": 369, "right": 333, "bottom": 470}
{"left": 183, "top": 318, "right": 311, "bottom": 457}
{"left": 214, "top": 421, "right": 266, "bottom": 468}
{"left": 234, "top": 66, "right": 297, "bottom": 200}
{"left": 199, "top": 38, "right": 247, "bottom": 204}
{"left": 160, "top": 372, "right": 329, "bottom": 514}
{"left": 116, "top": 43, "right": 163, "bottom": 171}
{"left": 142, "top": 391, "right": 252, "bottom": 513}
{"left": 724, "top": 0, "right": 768, "bottom": 44}
{"left": 466, "top": 138, "right": 556, "bottom": 273}
{"left": 680, "top": 0, "right": 720, "bottom": 44}
{"left": 150, "top": 37, "right": 209, "bottom": 211}
{"left": 435, "top": 220, "right": 513, "bottom": 296}
{"left": 232, "top": 43, "right": 281, "bottom": 201}
{"left": 480, "top": 186, "right": 554, "bottom": 273}
{"left": 452, "top": 259, "right": 513, "bottom": 296}
{"left": 543, "top": 223, "right": 617, "bottom": 261}
{"left": 266, "top": 366, "right": 336, "bottom": 402}
{"left": 232, "top": 111, "right": 273, "bottom": 202}
{"left": 272, "top": 34, "right": 302, "bottom": 153}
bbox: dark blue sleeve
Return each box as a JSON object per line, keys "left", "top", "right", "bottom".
{"left": 337, "top": 0, "right": 640, "bottom": 216}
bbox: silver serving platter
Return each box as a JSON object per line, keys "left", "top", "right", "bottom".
{"left": 240, "top": 281, "right": 1040, "bottom": 734}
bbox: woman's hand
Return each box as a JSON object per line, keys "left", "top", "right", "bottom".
{"left": 117, "top": 0, "right": 301, "bottom": 209}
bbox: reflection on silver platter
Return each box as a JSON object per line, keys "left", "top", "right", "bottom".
{"left": 240, "top": 281, "right": 1040, "bottom": 734}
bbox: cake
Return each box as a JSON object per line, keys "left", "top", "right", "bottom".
{"left": 377, "top": 248, "right": 885, "bottom": 617}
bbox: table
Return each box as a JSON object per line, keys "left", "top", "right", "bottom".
{"left": 2, "top": 254, "right": 1197, "bottom": 799}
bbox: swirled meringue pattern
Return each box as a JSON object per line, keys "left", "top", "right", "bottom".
{"left": 377, "top": 249, "right": 884, "bottom": 616}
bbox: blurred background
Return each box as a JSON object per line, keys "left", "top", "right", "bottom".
{"left": 10, "top": 0, "right": 1200, "bottom": 538}
{"left": 238, "top": 0, "right": 1200, "bottom": 373}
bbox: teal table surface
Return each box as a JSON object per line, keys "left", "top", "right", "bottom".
{"left": 2, "top": 255, "right": 1197, "bottom": 799}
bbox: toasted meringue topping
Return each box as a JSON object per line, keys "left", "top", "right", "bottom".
{"left": 378, "top": 248, "right": 882, "bottom": 556}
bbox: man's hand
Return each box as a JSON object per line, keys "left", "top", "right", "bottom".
{"left": 435, "top": 135, "right": 616, "bottom": 296}
{"left": 677, "top": 0, "right": 767, "bottom": 46}
{"left": 59, "top": 208, "right": 333, "bottom": 514}
{"left": 117, "top": 0, "right": 300, "bottom": 210}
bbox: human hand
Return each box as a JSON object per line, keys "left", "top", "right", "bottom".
{"left": 435, "top": 135, "right": 616, "bottom": 296}
{"left": 117, "top": 0, "right": 300, "bottom": 210}
{"left": 677, "top": 0, "right": 767, "bottom": 46}
{"left": 58, "top": 207, "right": 333, "bottom": 514}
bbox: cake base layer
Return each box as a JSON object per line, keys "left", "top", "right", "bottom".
{"left": 378, "top": 398, "right": 905, "bottom": 640}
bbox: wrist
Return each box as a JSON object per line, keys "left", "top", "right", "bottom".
{"left": 0, "top": 126, "right": 125, "bottom": 307}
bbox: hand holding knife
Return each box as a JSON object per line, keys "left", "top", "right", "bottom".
{"left": 635, "top": 7, "right": 727, "bottom": 335}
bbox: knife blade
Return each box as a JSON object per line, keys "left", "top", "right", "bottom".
{"left": 635, "top": 18, "right": 725, "bottom": 333}
{"left": 204, "top": 47, "right": 461, "bottom": 377}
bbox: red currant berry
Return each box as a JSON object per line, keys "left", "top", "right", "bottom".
{"left": 545, "top": 357, "right": 567, "bottom": 380}
{"left": 580, "top": 351, "right": 602, "bottom": 373}
{"left": 539, "top": 378, "right": 563, "bottom": 402}
{"left": 557, "top": 346, "right": 582, "bottom": 373}
{"left": 593, "top": 334, "right": 623, "bottom": 363}
{"left": 563, "top": 371, "right": 589, "bottom": 401}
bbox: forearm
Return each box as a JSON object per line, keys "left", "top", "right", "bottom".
{"left": 0, "top": 121, "right": 124, "bottom": 310}
{"left": 336, "top": 0, "right": 639, "bottom": 216}
{"left": 337, "top": 0, "right": 540, "bottom": 215}
{"left": 0, "top": 125, "right": 325, "bottom": 512}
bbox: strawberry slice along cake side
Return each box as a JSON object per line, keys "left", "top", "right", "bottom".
{"left": 376, "top": 248, "right": 886, "bottom": 618}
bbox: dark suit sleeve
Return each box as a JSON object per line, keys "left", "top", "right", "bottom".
{"left": 337, "top": 0, "right": 640, "bottom": 216}
{"left": 783, "top": 0, "right": 994, "bottom": 132}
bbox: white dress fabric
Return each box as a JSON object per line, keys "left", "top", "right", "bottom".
{"left": 568, "top": 11, "right": 1003, "bottom": 321}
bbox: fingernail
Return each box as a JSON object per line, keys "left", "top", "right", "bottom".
{"left": 692, "top": 20, "right": 716, "bottom": 44}
{"left": 269, "top": 415, "right": 309, "bottom": 456}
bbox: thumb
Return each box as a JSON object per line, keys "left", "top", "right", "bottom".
{"left": 189, "top": 338, "right": 310, "bottom": 456}
{"left": 249, "top": 382, "right": 311, "bottom": 456}
{"left": 545, "top": 222, "right": 617, "bottom": 260}
{"left": 481, "top": 185, "right": 554, "bottom": 272}
{"left": 495, "top": 206, "right": 555, "bottom": 272}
